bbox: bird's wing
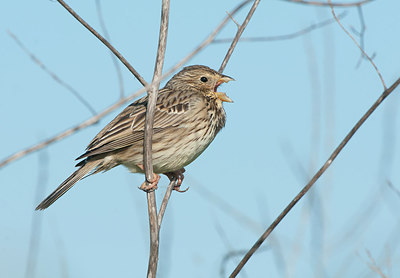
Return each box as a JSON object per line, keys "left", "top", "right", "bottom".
{"left": 76, "top": 88, "right": 195, "bottom": 160}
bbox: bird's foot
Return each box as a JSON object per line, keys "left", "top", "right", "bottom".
{"left": 164, "top": 168, "right": 189, "bottom": 193}
{"left": 139, "top": 173, "right": 160, "bottom": 192}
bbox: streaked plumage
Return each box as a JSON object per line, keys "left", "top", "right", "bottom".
{"left": 36, "top": 65, "right": 233, "bottom": 210}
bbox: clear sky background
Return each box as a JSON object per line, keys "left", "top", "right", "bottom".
{"left": 1, "top": 0, "right": 400, "bottom": 277}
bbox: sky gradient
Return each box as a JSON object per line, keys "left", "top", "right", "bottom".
{"left": 1, "top": 0, "right": 400, "bottom": 277}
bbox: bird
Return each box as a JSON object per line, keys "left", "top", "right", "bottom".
{"left": 36, "top": 65, "right": 234, "bottom": 210}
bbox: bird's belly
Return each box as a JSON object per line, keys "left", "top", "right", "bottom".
{"left": 120, "top": 117, "right": 218, "bottom": 174}
{"left": 151, "top": 129, "right": 214, "bottom": 173}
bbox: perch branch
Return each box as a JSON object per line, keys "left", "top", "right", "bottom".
{"left": 143, "top": 0, "right": 170, "bottom": 277}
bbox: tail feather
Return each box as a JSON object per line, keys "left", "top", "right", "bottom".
{"left": 35, "top": 160, "right": 100, "bottom": 210}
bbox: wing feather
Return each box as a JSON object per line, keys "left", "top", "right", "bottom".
{"left": 76, "top": 88, "right": 196, "bottom": 160}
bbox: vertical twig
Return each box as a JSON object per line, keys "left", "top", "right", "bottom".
{"left": 146, "top": 192, "right": 159, "bottom": 278}
{"left": 143, "top": 0, "right": 170, "bottom": 277}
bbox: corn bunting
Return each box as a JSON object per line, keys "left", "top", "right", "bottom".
{"left": 36, "top": 65, "right": 234, "bottom": 210}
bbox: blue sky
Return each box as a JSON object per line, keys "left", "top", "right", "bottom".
{"left": 1, "top": 0, "right": 400, "bottom": 277}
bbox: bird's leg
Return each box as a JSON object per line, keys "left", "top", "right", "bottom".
{"left": 139, "top": 173, "right": 160, "bottom": 192}
{"left": 164, "top": 168, "right": 189, "bottom": 193}
{"left": 137, "top": 164, "right": 160, "bottom": 192}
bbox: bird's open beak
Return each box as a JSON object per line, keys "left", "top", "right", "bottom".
{"left": 214, "top": 75, "right": 234, "bottom": 103}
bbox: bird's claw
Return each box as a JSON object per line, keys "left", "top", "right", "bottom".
{"left": 138, "top": 173, "right": 160, "bottom": 192}
{"left": 173, "top": 185, "right": 189, "bottom": 193}
{"left": 164, "top": 168, "right": 189, "bottom": 193}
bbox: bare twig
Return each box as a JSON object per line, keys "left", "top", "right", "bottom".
{"left": 56, "top": 0, "right": 148, "bottom": 87}
{"left": 0, "top": 0, "right": 252, "bottom": 169}
{"left": 157, "top": 180, "right": 175, "bottom": 228}
{"left": 219, "top": 0, "right": 260, "bottom": 73}
{"left": 282, "top": 0, "right": 374, "bottom": 7}
{"left": 143, "top": 0, "right": 170, "bottom": 277}
{"left": 226, "top": 11, "right": 240, "bottom": 29}
{"left": 213, "top": 12, "right": 347, "bottom": 43}
{"left": 8, "top": 31, "right": 97, "bottom": 116}
{"left": 230, "top": 77, "right": 400, "bottom": 277}
{"left": 329, "top": 0, "right": 386, "bottom": 89}
{"left": 95, "top": 0, "right": 125, "bottom": 98}
{"left": 144, "top": 0, "right": 170, "bottom": 187}
{"left": 146, "top": 192, "right": 159, "bottom": 278}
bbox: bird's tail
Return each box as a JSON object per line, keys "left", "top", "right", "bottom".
{"left": 35, "top": 160, "right": 100, "bottom": 210}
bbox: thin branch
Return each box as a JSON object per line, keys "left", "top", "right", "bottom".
{"left": 226, "top": 11, "right": 240, "bottom": 29}
{"left": 95, "top": 0, "right": 125, "bottom": 99}
{"left": 56, "top": 0, "right": 148, "bottom": 87}
{"left": 157, "top": 180, "right": 176, "bottom": 228}
{"left": 213, "top": 12, "right": 347, "bottom": 43}
{"left": 219, "top": 0, "right": 261, "bottom": 73}
{"left": 8, "top": 31, "right": 97, "bottom": 116}
{"left": 144, "top": 0, "right": 170, "bottom": 185}
{"left": 0, "top": 0, "right": 252, "bottom": 170}
{"left": 230, "top": 77, "right": 400, "bottom": 277}
{"left": 146, "top": 191, "right": 159, "bottom": 278}
{"left": 282, "top": 0, "right": 374, "bottom": 7}
{"left": 144, "top": 0, "right": 170, "bottom": 277}
{"left": 329, "top": 0, "right": 386, "bottom": 90}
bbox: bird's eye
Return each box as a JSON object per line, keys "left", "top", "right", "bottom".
{"left": 200, "top": 76, "right": 208, "bottom": 82}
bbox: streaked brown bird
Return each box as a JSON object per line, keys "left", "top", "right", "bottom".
{"left": 36, "top": 65, "right": 234, "bottom": 210}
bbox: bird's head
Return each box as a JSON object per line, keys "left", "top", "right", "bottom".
{"left": 165, "top": 65, "right": 234, "bottom": 103}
